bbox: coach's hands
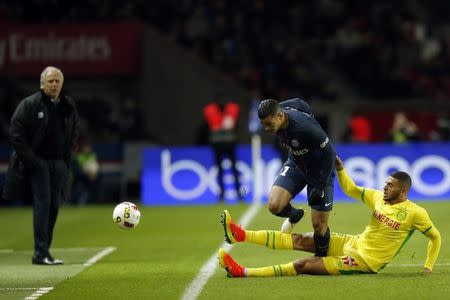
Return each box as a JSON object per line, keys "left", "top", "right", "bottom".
{"left": 335, "top": 156, "right": 344, "bottom": 171}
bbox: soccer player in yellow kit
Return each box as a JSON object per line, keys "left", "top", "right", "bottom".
{"left": 218, "top": 156, "right": 441, "bottom": 277}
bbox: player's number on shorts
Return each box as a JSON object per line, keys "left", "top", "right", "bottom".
{"left": 280, "top": 166, "right": 290, "bottom": 176}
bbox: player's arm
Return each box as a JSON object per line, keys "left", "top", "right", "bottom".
{"left": 335, "top": 156, "right": 379, "bottom": 208}
{"left": 414, "top": 208, "right": 441, "bottom": 273}
{"left": 279, "top": 98, "right": 313, "bottom": 117}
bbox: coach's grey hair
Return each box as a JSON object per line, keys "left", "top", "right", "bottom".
{"left": 40, "top": 66, "right": 64, "bottom": 88}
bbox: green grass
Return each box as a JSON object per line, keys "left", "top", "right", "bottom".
{"left": 0, "top": 201, "right": 448, "bottom": 299}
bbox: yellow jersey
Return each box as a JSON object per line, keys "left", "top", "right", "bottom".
{"left": 337, "top": 168, "right": 441, "bottom": 272}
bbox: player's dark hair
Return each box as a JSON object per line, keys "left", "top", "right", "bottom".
{"left": 258, "top": 99, "right": 280, "bottom": 119}
{"left": 390, "top": 171, "right": 412, "bottom": 189}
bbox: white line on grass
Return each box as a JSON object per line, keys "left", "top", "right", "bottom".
{"left": 83, "top": 247, "right": 116, "bottom": 266}
{"left": 22, "top": 246, "right": 116, "bottom": 300}
{"left": 181, "top": 203, "right": 262, "bottom": 300}
{"left": 24, "top": 287, "right": 53, "bottom": 300}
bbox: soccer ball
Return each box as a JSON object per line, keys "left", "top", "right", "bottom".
{"left": 113, "top": 202, "right": 141, "bottom": 229}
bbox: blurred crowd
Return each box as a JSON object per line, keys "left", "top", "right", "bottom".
{"left": 1, "top": 0, "right": 449, "bottom": 144}
{"left": 2, "top": 0, "right": 449, "bottom": 102}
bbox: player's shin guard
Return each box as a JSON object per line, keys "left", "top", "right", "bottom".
{"left": 245, "top": 230, "right": 294, "bottom": 250}
{"left": 246, "top": 262, "right": 297, "bottom": 277}
{"left": 275, "top": 203, "right": 304, "bottom": 223}
{"left": 314, "top": 227, "right": 330, "bottom": 257}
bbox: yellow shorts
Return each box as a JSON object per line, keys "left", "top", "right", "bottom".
{"left": 322, "top": 233, "right": 375, "bottom": 275}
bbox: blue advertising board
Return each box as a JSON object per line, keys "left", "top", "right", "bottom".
{"left": 141, "top": 143, "right": 450, "bottom": 205}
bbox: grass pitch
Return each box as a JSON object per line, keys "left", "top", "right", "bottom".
{"left": 0, "top": 201, "right": 448, "bottom": 299}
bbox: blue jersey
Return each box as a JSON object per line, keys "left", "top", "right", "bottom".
{"left": 277, "top": 98, "right": 336, "bottom": 186}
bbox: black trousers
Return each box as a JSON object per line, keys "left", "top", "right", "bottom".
{"left": 212, "top": 142, "right": 241, "bottom": 200}
{"left": 30, "top": 159, "right": 67, "bottom": 258}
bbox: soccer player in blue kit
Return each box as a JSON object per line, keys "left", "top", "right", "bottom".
{"left": 258, "top": 98, "right": 335, "bottom": 256}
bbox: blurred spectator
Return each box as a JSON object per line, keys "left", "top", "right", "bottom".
{"left": 386, "top": 112, "right": 421, "bottom": 143}
{"left": 111, "top": 96, "right": 148, "bottom": 143}
{"left": 76, "top": 96, "right": 115, "bottom": 143}
{"left": 430, "top": 113, "right": 450, "bottom": 141}
{"left": 203, "top": 99, "right": 242, "bottom": 202}
{"left": 71, "top": 139, "right": 104, "bottom": 205}
{"left": 341, "top": 114, "right": 372, "bottom": 143}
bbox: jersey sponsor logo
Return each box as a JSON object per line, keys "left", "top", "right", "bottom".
{"left": 373, "top": 210, "right": 401, "bottom": 230}
{"left": 320, "top": 137, "right": 329, "bottom": 148}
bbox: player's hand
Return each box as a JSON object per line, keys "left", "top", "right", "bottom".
{"left": 422, "top": 267, "right": 432, "bottom": 274}
{"left": 335, "top": 156, "right": 344, "bottom": 171}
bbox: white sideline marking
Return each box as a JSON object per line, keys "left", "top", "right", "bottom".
{"left": 21, "top": 247, "right": 116, "bottom": 300}
{"left": 83, "top": 247, "right": 116, "bottom": 266}
{"left": 23, "top": 287, "right": 53, "bottom": 300}
{"left": 181, "top": 204, "right": 262, "bottom": 300}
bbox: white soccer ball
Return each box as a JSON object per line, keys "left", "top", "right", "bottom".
{"left": 113, "top": 202, "right": 141, "bottom": 229}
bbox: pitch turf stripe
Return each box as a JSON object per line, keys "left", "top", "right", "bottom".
{"left": 388, "top": 262, "right": 450, "bottom": 267}
{"left": 0, "top": 288, "right": 45, "bottom": 291}
{"left": 21, "top": 246, "right": 116, "bottom": 300}
{"left": 181, "top": 203, "right": 262, "bottom": 300}
{"left": 0, "top": 247, "right": 111, "bottom": 253}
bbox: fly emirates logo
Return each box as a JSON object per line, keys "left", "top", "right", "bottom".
{"left": 373, "top": 210, "right": 401, "bottom": 230}
{"left": 0, "top": 33, "right": 111, "bottom": 67}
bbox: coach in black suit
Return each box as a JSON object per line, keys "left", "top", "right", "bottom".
{"left": 2, "top": 66, "right": 79, "bottom": 265}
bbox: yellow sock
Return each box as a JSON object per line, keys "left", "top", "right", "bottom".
{"left": 246, "top": 262, "right": 297, "bottom": 277}
{"left": 245, "top": 230, "right": 294, "bottom": 250}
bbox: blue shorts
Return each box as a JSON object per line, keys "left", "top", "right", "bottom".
{"left": 273, "top": 160, "right": 335, "bottom": 211}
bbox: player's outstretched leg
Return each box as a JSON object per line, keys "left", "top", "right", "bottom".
{"left": 221, "top": 210, "right": 294, "bottom": 250}
{"left": 221, "top": 210, "right": 245, "bottom": 244}
{"left": 218, "top": 248, "right": 245, "bottom": 277}
{"left": 218, "top": 248, "right": 298, "bottom": 278}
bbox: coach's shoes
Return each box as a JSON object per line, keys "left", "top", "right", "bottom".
{"left": 48, "top": 254, "right": 64, "bottom": 265}
{"left": 221, "top": 210, "right": 245, "bottom": 244}
{"left": 32, "top": 255, "right": 63, "bottom": 265}
{"left": 280, "top": 208, "right": 305, "bottom": 234}
{"left": 218, "top": 248, "right": 245, "bottom": 278}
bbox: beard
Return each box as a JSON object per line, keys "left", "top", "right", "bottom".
{"left": 384, "top": 190, "right": 401, "bottom": 202}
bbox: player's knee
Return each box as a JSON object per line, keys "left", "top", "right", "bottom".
{"left": 292, "top": 233, "right": 314, "bottom": 251}
{"left": 267, "top": 199, "right": 282, "bottom": 215}
{"left": 291, "top": 233, "right": 302, "bottom": 249}
{"left": 291, "top": 233, "right": 306, "bottom": 250}
{"left": 293, "top": 258, "right": 310, "bottom": 274}
{"left": 312, "top": 219, "right": 328, "bottom": 234}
